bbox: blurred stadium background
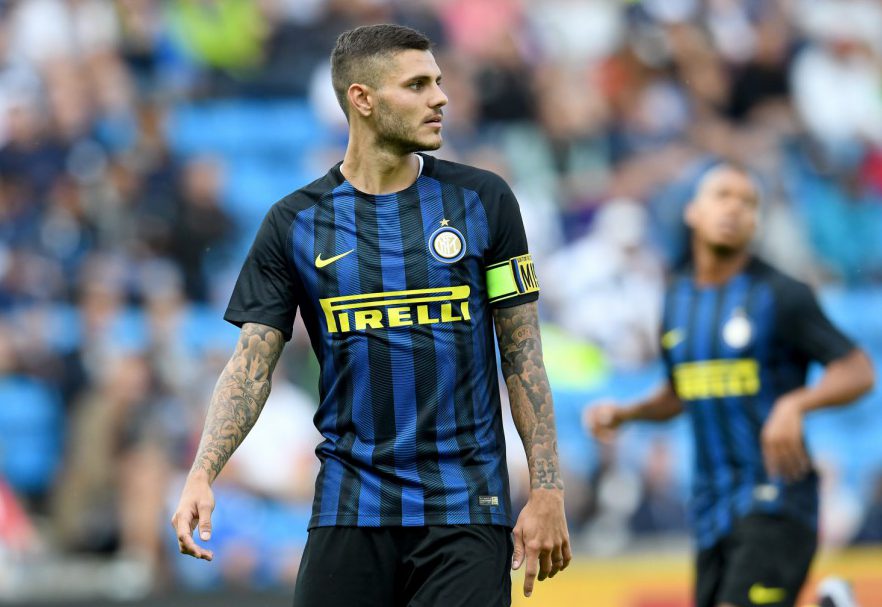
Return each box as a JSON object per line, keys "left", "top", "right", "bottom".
{"left": 1, "top": 0, "right": 882, "bottom": 605}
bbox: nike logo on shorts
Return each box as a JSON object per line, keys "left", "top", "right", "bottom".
{"left": 749, "top": 583, "right": 786, "bottom": 604}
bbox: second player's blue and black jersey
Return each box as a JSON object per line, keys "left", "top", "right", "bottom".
{"left": 660, "top": 258, "right": 854, "bottom": 549}
{"left": 224, "top": 154, "right": 539, "bottom": 529}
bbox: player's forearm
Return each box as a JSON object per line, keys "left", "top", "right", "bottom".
{"left": 495, "top": 302, "right": 564, "bottom": 492}
{"left": 620, "top": 383, "right": 683, "bottom": 423}
{"left": 780, "top": 348, "right": 875, "bottom": 414}
{"left": 190, "top": 323, "right": 284, "bottom": 484}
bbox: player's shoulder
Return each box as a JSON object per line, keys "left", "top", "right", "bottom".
{"left": 747, "top": 257, "right": 804, "bottom": 289}
{"left": 746, "top": 257, "right": 815, "bottom": 302}
{"left": 423, "top": 154, "right": 512, "bottom": 195}
{"left": 267, "top": 168, "right": 341, "bottom": 223}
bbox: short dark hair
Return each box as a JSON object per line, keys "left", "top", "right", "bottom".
{"left": 330, "top": 24, "right": 432, "bottom": 119}
{"left": 695, "top": 161, "right": 761, "bottom": 199}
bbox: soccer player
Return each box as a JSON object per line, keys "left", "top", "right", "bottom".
{"left": 171, "top": 24, "right": 570, "bottom": 606}
{"left": 585, "top": 164, "right": 874, "bottom": 607}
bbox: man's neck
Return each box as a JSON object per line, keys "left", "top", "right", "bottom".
{"left": 340, "top": 139, "right": 420, "bottom": 195}
{"left": 692, "top": 244, "right": 751, "bottom": 286}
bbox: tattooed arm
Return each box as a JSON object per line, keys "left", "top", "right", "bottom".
{"left": 494, "top": 302, "right": 571, "bottom": 597}
{"left": 171, "top": 323, "right": 285, "bottom": 560}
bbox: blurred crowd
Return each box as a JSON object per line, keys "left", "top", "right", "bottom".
{"left": 1, "top": 0, "right": 882, "bottom": 598}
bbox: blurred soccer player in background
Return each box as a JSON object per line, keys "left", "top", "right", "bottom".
{"left": 171, "top": 24, "right": 569, "bottom": 606}
{"left": 585, "top": 164, "right": 874, "bottom": 607}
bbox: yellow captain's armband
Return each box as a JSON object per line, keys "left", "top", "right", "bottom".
{"left": 486, "top": 254, "right": 539, "bottom": 304}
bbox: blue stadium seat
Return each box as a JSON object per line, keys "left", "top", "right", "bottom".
{"left": 166, "top": 100, "right": 324, "bottom": 157}
{"left": 0, "top": 377, "right": 64, "bottom": 496}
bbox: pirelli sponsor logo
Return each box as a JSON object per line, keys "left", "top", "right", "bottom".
{"left": 319, "top": 286, "right": 471, "bottom": 334}
{"left": 673, "top": 358, "right": 760, "bottom": 400}
{"left": 486, "top": 254, "right": 539, "bottom": 304}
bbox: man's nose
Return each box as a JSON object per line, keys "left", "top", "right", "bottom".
{"left": 431, "top": 83, "right": 448, "bottom": 109}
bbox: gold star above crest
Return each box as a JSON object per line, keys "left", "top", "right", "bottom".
{"left": 439, "top": 218, "right": 450, "bottom": 227}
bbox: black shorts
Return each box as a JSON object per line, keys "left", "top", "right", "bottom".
{"left": 696, "top": 513, "right": 817, "bottom": 607}
{"left": 292, "top": 525, "right": 514, "bottom": 607}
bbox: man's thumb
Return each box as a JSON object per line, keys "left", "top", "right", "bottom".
{"left": 511, "top": 527, "right": 525, "bottom": 570}
{"left": 197, "top": 503, "right": 213, "bottom": 541}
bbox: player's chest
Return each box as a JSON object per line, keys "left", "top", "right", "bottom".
{"left": 294, "top": 213, "right": 483, "bottom": 290}
{"left": 289, "top": 200, "right": 488, "bottom": 332}
{"left": 662, "top": 280, "right": 775, "bottom": 400}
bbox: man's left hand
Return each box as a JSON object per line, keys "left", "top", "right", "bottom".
{"left": 761, "top": 395, "right": 811, "bottom": 482}
{"left": 511, "top": 488, "right": 571, "bottom": 597}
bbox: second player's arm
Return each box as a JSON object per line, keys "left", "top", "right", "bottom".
{"left": 763, "top": 348, "right": 875, "bottom": 480}
{"left": 613, "top": 382, "right": 684, "bottom": 422}
{"left": 585, "top": 382, "right": 683, "bottom": 442}
{"left": 171, "top": 322, "right": 285, "bottom": 560}
{"left": 494, "top": 301, "right": 571, "bottom": 597}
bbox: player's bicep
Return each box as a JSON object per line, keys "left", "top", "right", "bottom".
{"left": 487, "top": 254, "right": 540, "bottom": 307}
{"left": 482, "top": 175, "right": 539, "bottom": 308}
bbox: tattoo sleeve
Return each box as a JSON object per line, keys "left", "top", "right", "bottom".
{"left": 494, "top": 302, "right": 564, "bottom": 491}
{"left": 191, "top": 323, "right": 285, "bottom": 483}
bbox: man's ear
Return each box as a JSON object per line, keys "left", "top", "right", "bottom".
{"left": 348, "top": 83, "right": 373, "bottom": 118}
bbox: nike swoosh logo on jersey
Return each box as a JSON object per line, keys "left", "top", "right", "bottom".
{"left": 748, "top": 583, "right": 786, "bottom": 605}
{"left": 315, "top": 249, "right": 354, "bottom": 268}
{"left": 661, "top": 328, "right": 685, "bottom": 350}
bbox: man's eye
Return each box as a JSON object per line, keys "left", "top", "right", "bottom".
{"left": 409, "top": 82, "right": 423, "bottom": 90}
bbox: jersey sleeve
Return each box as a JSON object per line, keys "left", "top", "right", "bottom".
{"left": 778, "top": 281, "right": 855, "bottom": 364}
{"left": 224, "top": 205, "right": 299, "bottom": 341}
{"left": 482, "top": 176, "right": 539, "bottom": 308}
{"left": 659, "top": 293, "right": 677, "bottom": 384}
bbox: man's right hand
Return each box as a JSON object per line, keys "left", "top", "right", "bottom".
{"left": 171, "top": 475, "right": 215, "bottom": 561}
{"left": 583, "top": 401, "right": 625, "bottom": 443}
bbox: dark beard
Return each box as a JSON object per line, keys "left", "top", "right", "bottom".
{"left": 374, "top": 100, "right": 441, "bottom": 154}
{"left": 377, "top": 130, "right": 425, "bottom": 155}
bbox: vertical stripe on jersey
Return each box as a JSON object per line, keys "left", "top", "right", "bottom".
{"left": 397, "top": 183, "right": 454, "bottom": 525}
{"left": 373, "top": 194, "right": 423, "bottom": 524}
{"left": 327, "top": 186, "right": 361, "bottom": 521}
{"left": 288, "top": 209, "right": 324, "bottom": 383}
{"left": 292, "top": 204, "right": 334, "bottom": 524}
{"left": 747, "top": 283, "right": 783, "bottom": 507}
{"left": 313, "top": 188, "right": 346, "bottom": 525}
{"left": 291, "top": 205, "right": 320, "bottom": 371}
{"left": 462, "top": 187, "right": 495, "bottom": 412}
{"left": 738, "top": 282, "right": 767, "bottom": 433}
{"left": 461, "top": 187, "right": 508, "bottom": 524}
{"left": 718, "top": 275, "right": 760, "bottom": 513}
{"left": 416, "top": 176, "right": 471, "bottom": 523}
{"left": 693, "top": 286, "right": 733, "bottom": 541}
{"left": 676, "top": 280, "right": 712, "bottom": 545}
{"left": 354, "top": 197, "right": 402, "bottom": 526}
{"left": 708, "top": 281, "right": 740, "bottom": 525}
{"left": 337, "top": 193, "right": 383, "bottom": 524}
{"left": 749, "top": 284, "right": 776, "bottom": 419}
{"left": 437, "top": 180, "right": 498, "bottom": 520}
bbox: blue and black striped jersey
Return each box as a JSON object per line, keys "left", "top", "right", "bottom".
{"left": 224, "top": 154, "right": 539, "bottom": 529}
{"left": 661, "top": 258, "right": 854, "bottom": 549}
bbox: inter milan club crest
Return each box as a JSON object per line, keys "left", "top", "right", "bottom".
{"left": 428, "top": 218, "right": 466, "bottom": 263}
{"left": 723, "top": 307, "right": 753, "bottom": 349}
